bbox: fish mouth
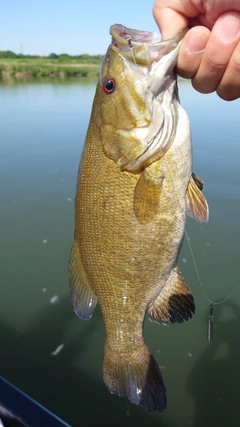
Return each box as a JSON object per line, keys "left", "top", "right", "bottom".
{"left": 110, "top": 24, "right": 161, "bottom": 47}
{"left": 110, "top": 24, "right": 187, "bottom": 65}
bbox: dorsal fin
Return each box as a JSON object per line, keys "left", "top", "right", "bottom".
{"left": 191, "top": 172, "right": 204, "bottom": 190}
{"left": 185, "top": 173, "right": 209, "bottom": 222}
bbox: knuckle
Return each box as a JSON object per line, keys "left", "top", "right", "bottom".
{"left": 230, "top": 53, "right": 240, "bottom": 74}
{"left": 204, "top": 55, "right": 227, "bottom": 75}
{"left": 190, "top": 54, "right": 228, "bottom": 94}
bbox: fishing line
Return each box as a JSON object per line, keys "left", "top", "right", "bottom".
{"left": 127, "top": 38, "right": 240, "bottom": 340}
{"left": 164, "top": 157, "right": 240, "bottom": 340}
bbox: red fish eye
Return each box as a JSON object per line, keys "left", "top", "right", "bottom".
{"left": 102, "top": 78, "right": 115, "bottom": 95}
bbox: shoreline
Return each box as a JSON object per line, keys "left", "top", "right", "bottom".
{"left": 0, "top": 59, "right": 101, "bottom": 79}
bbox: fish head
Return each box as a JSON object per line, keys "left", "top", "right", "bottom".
{"left": 97, "top": 24, "right": 187, "bottom": 173}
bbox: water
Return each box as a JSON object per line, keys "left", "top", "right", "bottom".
{"left": 0, "top": 77, "right": 240, "bottom": 427}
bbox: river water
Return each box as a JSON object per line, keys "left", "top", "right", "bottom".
{"left": 0, "top": 77, "right": 240, "bottom": 427}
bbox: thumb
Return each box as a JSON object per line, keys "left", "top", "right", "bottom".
{"left": 153, "top": 5, "right": 189, "bottom": 39}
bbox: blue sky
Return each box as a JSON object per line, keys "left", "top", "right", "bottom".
{"left": 1, "top": 0, "right": 159, "bottom": 56}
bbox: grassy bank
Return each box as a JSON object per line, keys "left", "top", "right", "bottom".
{"left": 0, "top": 52, "right": 103, "bottom": 79}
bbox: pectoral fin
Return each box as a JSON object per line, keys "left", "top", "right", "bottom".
{"left": 69, "top": 242, "right": 98, "bottom": 320}
{"left": 134, "top": 169, "right": 164, "bottom": 225}
{"left": 185, "top": 173, "right": 209, "bottom": 222}
{"left": 148, "top": 266, "right": 195, "bottom": 325}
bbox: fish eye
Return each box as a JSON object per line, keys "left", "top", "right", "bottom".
{"left": 102, "top": 78, "right": 115, "bottom": 95}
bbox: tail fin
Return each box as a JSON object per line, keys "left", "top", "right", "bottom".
{"left": 102, "top": 343, "right": 166, "bottom": 412}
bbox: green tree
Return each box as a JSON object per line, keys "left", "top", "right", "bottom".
{"left": 48, "top": 53, "right": 58, "bottom": 59}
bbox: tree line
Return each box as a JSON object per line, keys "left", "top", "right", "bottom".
{"left": 0, "top": 50, "right": 103, "bottom": 61}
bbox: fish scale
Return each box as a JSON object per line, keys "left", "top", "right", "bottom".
{"left": 69, "top": 24, "right": 208, "bottom": 412}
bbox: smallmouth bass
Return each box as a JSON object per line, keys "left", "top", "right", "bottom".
{"left": 69, "top": 24, "right": 208, "bottom": 412}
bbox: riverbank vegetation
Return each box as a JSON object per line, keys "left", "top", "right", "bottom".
{"left": 0, "top": 50, "right": 103, "bottom": 79}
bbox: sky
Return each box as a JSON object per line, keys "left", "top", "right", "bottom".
{"left": 1, "top": 0, "right": 160, "bottom": 56}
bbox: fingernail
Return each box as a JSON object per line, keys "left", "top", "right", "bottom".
{"left": 216, "top": 12, "right": 240, "bottom": 43}
{"left": 186, "top": 31, "right": 208, "bottom": 54}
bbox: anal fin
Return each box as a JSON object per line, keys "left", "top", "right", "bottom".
{"left": 185, "top": 173, "right": 209, "bottom": 222}
{"left": 69, "top": 241, "right": 98, "bottom": 320}
{"left": 148, "top": 266, "right": 195, "bottom": 325}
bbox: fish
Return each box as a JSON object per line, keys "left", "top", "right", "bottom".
{"left": 69, "top": 24, "right": 208, "bottom": 412}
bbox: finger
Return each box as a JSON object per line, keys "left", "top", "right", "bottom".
{"left": 216, "top": 40, "right": 240, "bottom": 100}
{"left": 176, "top": 27, "right": 210, "bottom": 79}
{"left": 192, "top": 12, "right": 240, "bottom": 94}
{"left": 152, "top": 0, "right": 201, "bottom": 40}
{"left": 152, "top": 6, "right": 189, "bottom": 39}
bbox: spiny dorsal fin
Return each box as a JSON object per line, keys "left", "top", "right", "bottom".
{"left": 69, "top": 242, "right": 98, "bottom": 320}
{"left": 148, "top": 266, "right": 195, "bottom": 325}
{"left": 133, "top": 169, "right": 164, "bottom": 225}
{"left": 185, "top": 173, "right": 209, "bottom": 222}
{"left": 192, "top": 172, "right": 204, "bottom": 190}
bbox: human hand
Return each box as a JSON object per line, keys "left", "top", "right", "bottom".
{"left": 153, "top": 0, "right": 240, "bottom": 100}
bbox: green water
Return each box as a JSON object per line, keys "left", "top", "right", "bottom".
{"left": 0, "top": 77, "right": 240, "bottom": 427}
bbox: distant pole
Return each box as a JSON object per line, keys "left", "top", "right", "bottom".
{"left": 21, "top": 43, "right": 23, "bottom": 55}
